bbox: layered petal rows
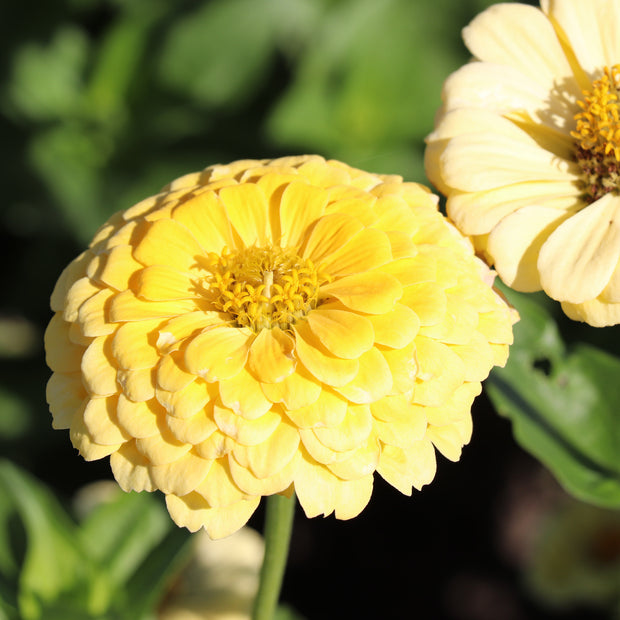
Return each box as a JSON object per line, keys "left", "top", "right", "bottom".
{"left": 425, "top": 0, "right": 620, "bottom": 326}
{"left": 45, "top": 155, "right": 516, "bottom": 538}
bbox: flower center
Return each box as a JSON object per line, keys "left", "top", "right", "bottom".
{"left": 572, "top": 65, "right": 620, "bottom": 203}
{"left": 205, "top": 246, "right": 330, "bottom": 331}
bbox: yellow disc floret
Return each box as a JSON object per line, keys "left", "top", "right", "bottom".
{"left": 572, "top": 65, "right": 620, "bottom": 203}
{"left": 204, "top": 246, "right": 330, "bottom": 331}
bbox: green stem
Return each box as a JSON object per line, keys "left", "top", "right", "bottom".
{"left": 252, "top": 493, "right": 296, "bottom": 620}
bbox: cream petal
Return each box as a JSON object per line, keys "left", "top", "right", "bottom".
{"left": 544, "top": 0, "right": 618, "bottom": 78}
{"left": 448, "top": 181, "right": 581, "bottom": 236}
{"left": 293, "top": 320, "right": 359, "bottom": 388}
{"left": 219, "top": 367, "right": 273, "bottom": 420}
{"left": 279, "top": 180, "right": 328, "bottom": 247}
{"left": 247, "top": 327, "right": 296, "bottom": 383}
{"left": 133, "top": 218, "right": 204, "bottom": 271}
{"left": 539, "top": 195, "right": 620, "bottom": 303}
{"left": 307, "top": 308, "right": 374, "bottom": 360}
{"left": 171, "top": 191, "right": 234, "bottom": 253}
{"left": 184, "top": 326, "right": 252, "bottom": 382}
{"left": 335, "top": 348, "right": 392, "bottom": 405}
{"left": 463, "top": 3, "right": 576, "bottom": 93}
{"left": 319, "top": 271, "right": 402, "bottom": 314}
{"left": 219, "top": 183, "right": 270, "bottom": 246}
{"left": 488, "top": 206, "right": 573, "bottom": 292}
{"left": 561, "top": 297, "right": 620, "bottom": 327}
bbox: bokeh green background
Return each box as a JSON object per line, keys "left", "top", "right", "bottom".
{"left": 3, "top": 1, "right": 620, "bottom": 619}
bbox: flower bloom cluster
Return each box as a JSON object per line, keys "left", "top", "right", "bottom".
{"left": 425, "top": 0, "right": 620, "bottom": 326}
{"left": 45, "top": 155, "right": 516, "bottom": 539}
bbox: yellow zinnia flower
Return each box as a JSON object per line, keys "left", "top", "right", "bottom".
{"left": 425, "top": 0, "right": 620, "bottom": 326}
{"left": 45, "top": 155, "right": 516, "bottom": 539}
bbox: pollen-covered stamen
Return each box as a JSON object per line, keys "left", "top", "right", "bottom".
{"left": 572, "top": 65, "right": 620, "bottom": 203}
{"left": 204, "top": 246, "right": 331, "bottom": 331}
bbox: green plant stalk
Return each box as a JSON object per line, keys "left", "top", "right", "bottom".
{"left": 252, "top": 493, "right": 296, "bottom": 620}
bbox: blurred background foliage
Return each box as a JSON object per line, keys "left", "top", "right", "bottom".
{"left": 3, "top": 0, "right": 620, "bottom": 619}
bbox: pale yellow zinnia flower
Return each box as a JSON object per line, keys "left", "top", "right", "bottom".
{"left": 45, "top": 155, "right": 516, "bottom": 539}
{"left": 425, "top": 0, "right": 620, "bottom": 326}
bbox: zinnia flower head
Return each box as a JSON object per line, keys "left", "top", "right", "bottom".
{"left": 45, "top": 155, "right": 516, "bottom": 539}
{"left": 425, "top": 0, "right": 620, "bottom": 326}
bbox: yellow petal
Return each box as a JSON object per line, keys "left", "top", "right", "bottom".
{"left": 229, "top": 451, "right": 300, "bottom": 497}
{"left": 488, "top": 206, "right": 573, "bottom": 292}
{"left": 369, "top": 304, "right": 419, "bottom": 348}
{"left": 214, "top": 404, "right": 281, "bottom": 447}
{"left": 157, "top": 311, "right": 224, "bottom": 353}
{"left": 171, "top": 191, "right": 234, "bottom": 253}
{"left": 285, "top": 388, "right": 347, "bottom": 429}
{"left": 401, "top": 283, "right": 447, "bottom": 327}
{"left": 87, "top": 244, "right": 142, "bottom": 291}
{"left": 116, "top": 395, "right": 164, "bottom": 438}
{"left": 157, "top": 350, "right": 195, "bottom": 392}
{"left": 450, "top": 334, "right": 495, "bottom": 382}
{"left": 82, "top": 395, "right": 130, "bottom": 445}
{"left": 134, "top": 265, "right": 198, "bottom": 301}
{"left": 156, "top": 378, "right": 216, "bottom": 419}
{"left": 381, "top": 343, "right": 417, "bottom": 395}
{"left": 425, "top": 382, "right": 481, "bottom": 427}
{"left": 413, "top": 336, "right": 466, "bottom": 407}
{"left": 109, "top": 290, "right": 200, "bottom": 322}
{"left": 426, "top": 423, "right": 470, "bottom": 462}
{"left": 165, "top": 492, "right": 260, "bottom": 539}
{"left": 233, "top": 419, "right": 300, "bottom": 479}
{"left": 45, "top": 314, "right": 84, "bottom": 373}
{"left": 335, "top": 348, "right": 392, "bottom": 404}
{"left": 319, "top": 271, "right": 402, "bottom": 314}
{"left": 301, "top": 213, "right": 364, "bottom": 264}
{"left": 77, "top": 289, "right": 116, "bottom": 337}
{"left": 70, "top": 413, "right": 121, "bottom": 461}
{"left": 219, "top": 183, "right": 270, "bottom": 246}
{"left": 194, "top": 459, "right": 248, "bottom": 507}
{"left": 539, "top": 195, "right": 620, "bottom": 303}
{"left": 150, "top": 450, "right": 213, "bottom": 496}
{"left": 279, "top": 180, "right": 328, "bottom": 247}
{"left": 112, "top": 318, "right": 162, "bottom": 369}
{"left": 219, "top": 367, "right": 273, "bottom": 420}
{"left": 47, "top": 372, "right": 85, "bottom": 429}
{"left": 51, "top": 251, "right": 90, "bottom": 312}
{"left": 561, "top": 297, "right": 620, "bottom": 327}
{"left": 184, "top": 326, "right": 252, "bottom": 382}
{"left": 327, "top": 434, "right": 380, "bottom": 480}
{"left": 135, "top": 427, "right": 191, "bottom": 465}
{"left": 260, "top": 364, "right": 322, "bottom": 411}
{"left": 164, "top": 406, "right": 218, "bottom": 444}
{"left": 63, "top": 276, "right": 101, "bottom": 322}
{"left": 377, "top": 441, "right": 437, "bottom": 494}
{"left": 313, "top": 404, "right": 372, "bottom": 452}
{"left": 247, "top": 327, "right": 296, "bottom": 383}
{"left": 110, "top": 441, "right": 156, "bottom": 492}
{"left": 293, "top": 320, "right": 359, "bottom": 387}
{"left": 195, "top": 430, "right": 235, "bottom": 460}
{"left": 81, "top": 335, "right": 118, "bottom": 396}
{"left": 117, "top": 367, "right": 156, "bottom": 402}
{"left": 133, "top": 218, "right": 204, "bottom": 271}
{"left": 320, "top": 228, "right": 393, "bottom": 276}
{"left": 307, "top": 308, "right": 374, "bottom": 360}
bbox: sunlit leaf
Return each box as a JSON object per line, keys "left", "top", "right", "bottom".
{"left": 487, "top": 291, "right": 620, "bottom": 507}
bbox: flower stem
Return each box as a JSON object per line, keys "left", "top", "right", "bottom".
{"left": 252, "top": 493, "right": 296, "bottom": 620}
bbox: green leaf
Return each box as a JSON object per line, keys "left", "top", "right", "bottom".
{"left": 157, "top": 0, "right": 279, "bottom": 108}
{"left": 0, "top": 461, "right": 91, "bottom": 620}
{"left": 487, "top": 290, "right": 620, "bottom": 507}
